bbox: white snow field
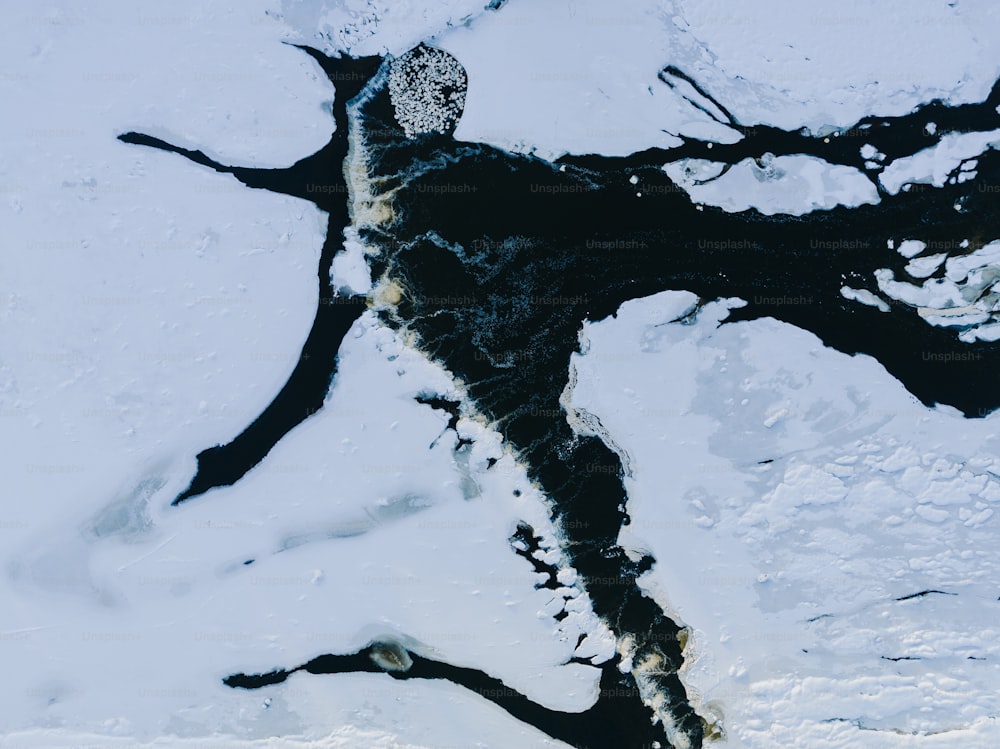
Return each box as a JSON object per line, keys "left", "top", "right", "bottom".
{"left": 569, "top": 291, "right": 1000, "bottom": 748}
{"left": 284, "top": 0, "right": 1000, "bottom": 152}
{"left": 0, "top": 1, "right": 603, "bottom": 747}
{"left": 5, "top": 0, "right": 1000, "bottom": 747}
{"left": 287, "top": 0, "right": 1000, "bottom": 213}
{"left": 1, "top": 308, "right": 601, "bottom": 749}
{"left": 663, "top": 154, "right": 880, "bottom": 216}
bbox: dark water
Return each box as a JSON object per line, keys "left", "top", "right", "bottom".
{"left": 121, "top": 41, "right": 1000, "bottom": 749}
{"left": 119, "top": 51, "right": 381, "bottom": 505}
{"left": 351, "top": 50, "right": 1000, "bottom": 746}
{"left": 225, "top": 642, "right": 667, "bottom": 749}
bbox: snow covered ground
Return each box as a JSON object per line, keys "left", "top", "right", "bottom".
{"left": 6, "top": 0, "right": 1000, "bottom": 747}
{"left": 569, "top": 291, "right": 1000, "bottom": 748}
{"left": 663, "top": 154, "right": 879, "bottom": 216}
{"left": 1, "top": 1, "right": 604, "bottom": 746}
{"left": 281, "top": 0, "right": 996, "bottom": 158}
{"left": 1, "top": 307, "right": 600, "bottom": 748}
{"left": 287, "top": 0, "right": 1000, "bottom": 213}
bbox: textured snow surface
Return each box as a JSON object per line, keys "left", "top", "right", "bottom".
{"left": 874, "top": 240, "right": 1000, "bottom": 341}
{"left": 0, "top": 2, "right": 599, "bottom": 745}
{"left": 880, "top": 129, "right": 1000, "bottom": 195}
{"left": 664, "top": 154, "right": 878, "bottom": 216}
{"left": 570, "top": 291, "right": 1000, "bottom": 748}
{"left": 283, "top": 0, "right": 1000, "bottom": 161}
{"left": 672, "top": 0, "right": 1000, "bottom": 133}
{"left": 7, "top": 0, "right": 1000, "bottom": 746}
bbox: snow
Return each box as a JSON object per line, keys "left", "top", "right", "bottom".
{"left": 840, "top": 286, "right": 890, "bottom": 312}
{"left": 905, "top": 254, "right": 948, "bottom": 279}
{"left": 672, "top": 0, "right": 1000, "bottom": 134}
{"left": 9, "top": 0, "right": 1000, "bottom": 745}
{"left": 0, "top": 304, "right": 602, "bottom": 747}
{"left": 1, "top": 2, "right": 604, "bottom": 746}
{"left": 433, "top": 0, "right": 730, "bottom": 160}
{"left": 283, "top": 0, "right": 1000, "bottom": 164}
{"left": 0, "top": 727, "right": 446, "bottom": 749}
{"left": 879, "top": 129, "right": 1000, "bottom": 195}
{"left": 281, "top": 0, "right": 487, "bottom": 58}
{"left": 569, "top": 290, "right": 1000, "bottom": 748}
{"left": 874, "top": 241, "right": 1000, "bottom": 339}
{"left": 331, "top": 227, "right": 374, "bottom": 295}
{"left": 897, "top": 240, "right": 928, "bottom": 259}
{"left": 3, "top": 1, "right": 335, "bottom": 172}
{"left": 664, "top": 154, "right": 878, "bottom": 215}
{"left": 1, "top": 0, "right": 334, "bottom": 537}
